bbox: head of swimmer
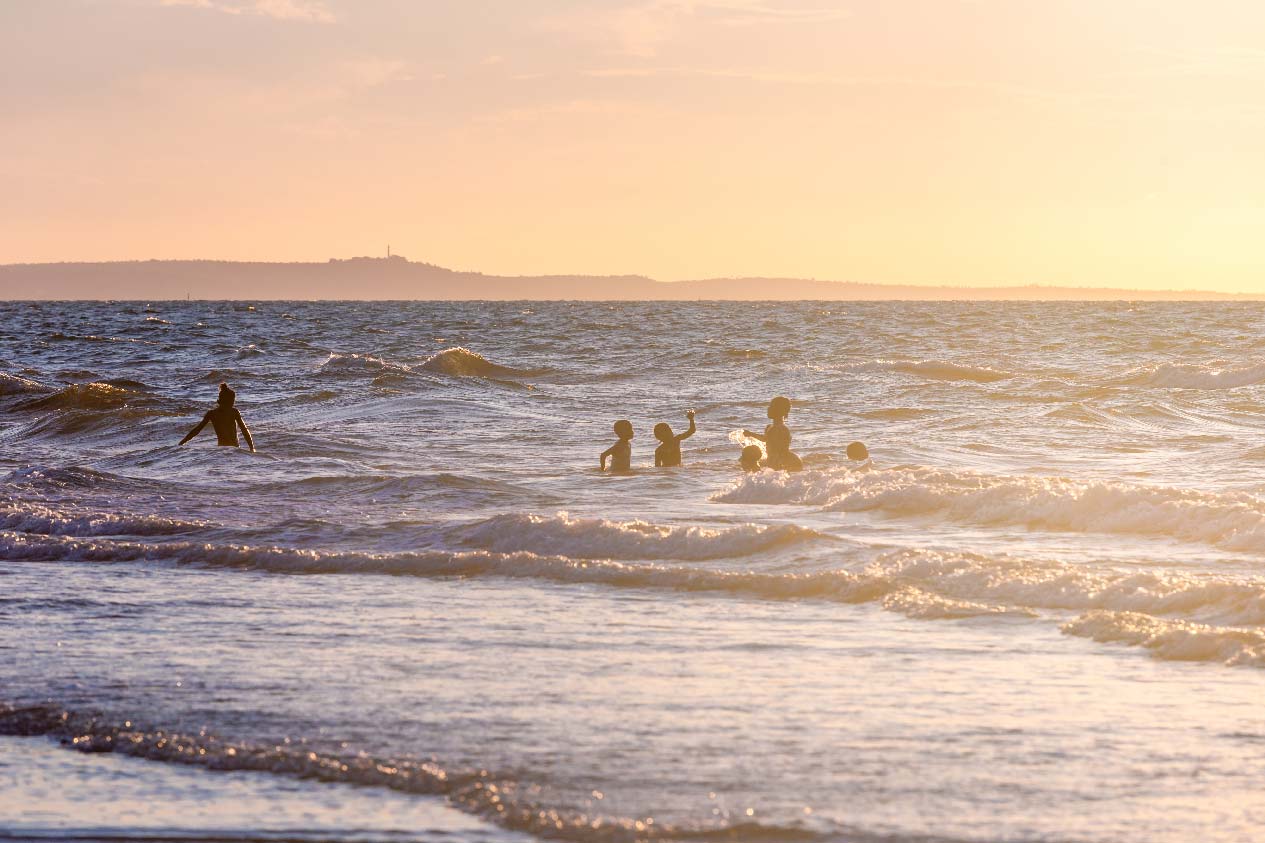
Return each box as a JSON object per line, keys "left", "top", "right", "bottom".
{"left": 767, "top": 395, "right": 790, "bottom": 422}
{"left": 653, "top": 422, "right": 674, "bottom": 442}
{"left": 218, "top": 382, "right": 236, "bottom": 408}
{"left": 740, "top": 444, "right": 763, "bottom": 472}
{"left": 614, "top": 419, "right": 633, "bottom": 441}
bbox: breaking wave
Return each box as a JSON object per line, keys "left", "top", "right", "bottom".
{"left": 714, "top": 465, "right": 1265, "bottom": 552}
{"left": 863, "top": 549, "right": 1265, "bottom": 628}
{"left": 9, "top": 532, "right": 1265, "bottom": 633}
{"left": 1062, "top": 611, "right": 1265, "bottom": 667}
{"left": 1124, "top": 361, "right": 1265, "bottom": 389}
{"left": 19, "top": 382, "right": 138, "bottom": 411}
{"left": 419, "top": 346, "right": 536, "bottom": 378}
{"left": 318, "top": 352, "right": 412, "bottom": 377}
{"left": 316, "top": 348, "right": 534, "bottom": 383}
{"left": 448, "top": 512, "right": 826, "bottom": 560}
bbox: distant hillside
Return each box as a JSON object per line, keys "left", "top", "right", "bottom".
{"left": 0, "top": 256, "right": 1258, "bottom": 301}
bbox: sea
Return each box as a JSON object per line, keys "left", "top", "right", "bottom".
{"left": 2, "top": 299, "right": 1264, "bottom": 843}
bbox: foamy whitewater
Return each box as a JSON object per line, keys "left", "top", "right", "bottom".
{"left": 3, "top": 300, "right": 1265, "bottom": 842}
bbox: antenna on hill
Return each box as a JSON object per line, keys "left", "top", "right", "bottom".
{"left": 387, "top": 244, "right": 391, "bottom": 258}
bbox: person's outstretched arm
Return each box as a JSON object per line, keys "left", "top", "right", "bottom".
{"left": 742, "top": 429, "right": 767, "bottom": 442}
{"left": 235, "top": 410, "right": 255, "bottom": 453}
{"left": 179, "top": 412, "right": 211, "bottom": 446}
{"left": 676, "top": 410, "right": 696, "bottom": 442}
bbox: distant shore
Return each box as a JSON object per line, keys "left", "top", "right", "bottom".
{"left": 1, "top": 256, "right": 1257, "bottom": 301}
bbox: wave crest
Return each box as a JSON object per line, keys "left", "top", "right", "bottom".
{"left": 0, "top": 371, "right": 52, "bottom": 396}
{"left": 0, "top": 504, "right": 207, "bottom": 538}
{"left": 1124, "top": 361, "right": 1265, "bottom": 389}
{"left": 1063, "top": 611, "right": 1265, "bottom": 667}
{"left": 12, "top": 530, "right": 1265, "bottom": 630}
{"left": 318, "top": 352, "right": 411, "bottom": 377}
{"left": 449, "top": 512, "right": 826, "bottom": 560}
{"left": 20, "top": 382, "right": 136, "bottom": 411}
{"left": 419, "top": 346, "right": 534, "bottom": 378}
{"left": 856, "top": 359, "right": 1013, "bottom": 383}
{"left": 714, "top": 465, "right": 1265, "bottom": 552}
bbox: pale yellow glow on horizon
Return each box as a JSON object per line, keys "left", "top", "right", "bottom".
{"left": 4, "top": 1, "right": 1265, "bottom": 293}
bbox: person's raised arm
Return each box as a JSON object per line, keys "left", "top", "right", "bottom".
{"left": 677, "top": 410, "right": 696, "bottom": 442}
{"left": 235, "top": 409, "right": 255, "bottom": 453}
{"left": 179, "top": 412, "right": 211, "bottom": 446}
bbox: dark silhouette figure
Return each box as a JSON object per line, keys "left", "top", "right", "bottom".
{"left": 743, "top": 396, "right": 802, "bottom": 472}
{"left": 180, "top": 382, "right": 255, "bottom": 452}
{"left": 846, "top": 441, "right": 870, "bottom": 462}
{"left": 600, "top": 419, "right": 633, "bottom": 472}
{"left": 739, "top": 444, "right": 763, "bottom": 472}
{"left": 654, "top": 409, "right": 697, "bottom": 467}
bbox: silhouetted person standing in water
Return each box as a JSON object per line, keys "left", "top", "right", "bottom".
{"left": 743, "top": 395, "right": 802, "bottom": 472}
{"left": 654, "top": 409, "right": 697, "bottom": 467}
{"left": 600, "top": 419, "right": 634, "bottom": 472}
{"left": 179, "top": 382, "right": 255, "bottom": 452}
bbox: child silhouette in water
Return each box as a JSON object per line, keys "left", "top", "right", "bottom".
{"left": 179, "top": 382, "right": 255, "bottom": 452}
{"left": 743, "top": 396, "right": 802, "bottom": 472}
{"left": 654, "top": 409, "right": 696, "bottom": 467}
{"left": 600, "top": 420, "right": 634, "bottom": 472}
{"left": 739, "top": 444, "right": 763, "bottom": 472}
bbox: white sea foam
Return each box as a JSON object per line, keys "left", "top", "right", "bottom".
{"left": 714, "top": 465, "right": 1265, "bottom": 552}
{"left": 318, "top": 352, "right": 411, "bottom": 376}
{"left": 449, "top": 512, "right": 825, "bottom": 560}
{"left": 727, "top": 428, "right": 767, "bottom": 457}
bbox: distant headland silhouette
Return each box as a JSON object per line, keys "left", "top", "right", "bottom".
{"left": 0, "top": 255, "right": 1257, "bottom": 301}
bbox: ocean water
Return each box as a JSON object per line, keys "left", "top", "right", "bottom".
{"left": 2, "top": 299, "right": 1265, "bottom": 843}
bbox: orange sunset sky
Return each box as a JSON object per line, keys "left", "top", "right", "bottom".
{"left": 3, "top": 1, "right": 1265, "bottom": 292}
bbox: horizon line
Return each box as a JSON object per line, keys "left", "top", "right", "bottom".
{"left": 1, "top": 255, "right": 1259, "bottom": 298}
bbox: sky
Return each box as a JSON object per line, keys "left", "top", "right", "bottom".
{"left": 3, "top": 0, "right": 1265, "bottom": 292}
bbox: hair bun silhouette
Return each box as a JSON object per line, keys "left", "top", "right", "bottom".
{"left": 218, "top": 382, "right": 236, "bottom": 406}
